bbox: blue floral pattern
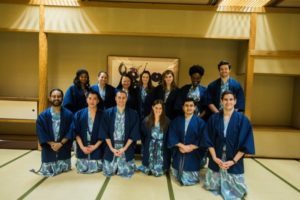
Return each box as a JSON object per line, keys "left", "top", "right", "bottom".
{"left": 219, "top": 81, "right": 229, "bottom": 110}
{"left": 171, "top": 167, "right": 199, "bottom": 186}
{"left": 204, "top": 150, "right": 247, "bottom": 200}
{"left": 138, "top": 124, "right": 164, "bottom": 177}
{"left": 76, "top": 110, "right": 102, "bottom": 174}
{"left": 39, "top": 108, "right": 71, "bottom": 177}
{"left": 103, "top": 110, "right": 136, "bottom": 178}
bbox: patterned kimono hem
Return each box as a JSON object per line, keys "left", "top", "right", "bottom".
{"left": 204, "top": 168, "right": 247, "bottom": 200}
{"left": 76, "top": 159, "right": 103, "bottom": 174}
{"left": 171, "top": 167, "right": 200, "bottom": 186}
{"left": 39, "top": 159, "right": 71, "bottom": 177}
{"left": 103, "top": 158, "right": 136, "bottom": 178}
{"left": 138, "top": 165, "right": 165, "bottom": 177}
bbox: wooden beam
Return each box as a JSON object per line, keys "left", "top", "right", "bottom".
{"left": 0, "top": 119, "right": 36, "bottom": 123}
{"left": 1, "top": 0, "right": 300, "bottom": 13}
{"left": 38, "top": 2, "right": 48, "bottom": 150}
{"left": 250, "top": 50, "right": 300, "bottom": 58}
{"left": 244, "top": 13, "right": 257, "bottom": 119}
{"left": 38, "top": 3, "right": 48, "bottom": 114}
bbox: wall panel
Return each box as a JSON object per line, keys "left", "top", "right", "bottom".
{"left": 45, "top": 7, "right": 250, "bottom": 39}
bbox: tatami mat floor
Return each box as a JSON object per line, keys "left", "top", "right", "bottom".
{"left": 0, "top": 149, "right": 299, "bottom": 200}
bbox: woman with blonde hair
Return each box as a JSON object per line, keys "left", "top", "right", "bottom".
{"left": 153, "top": 70, "right": 179, "bottom": 120}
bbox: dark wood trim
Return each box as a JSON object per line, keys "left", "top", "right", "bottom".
{"left": 250, "top": 50, "right": 300, "bottom": 58}
{"left": 0, "top": 97, "right": 38, "bottom": 101}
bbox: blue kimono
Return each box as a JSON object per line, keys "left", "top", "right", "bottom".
{"left": 139, "top": 117, "right": 170, "bottom": 176}
{"left": 206, "top": 78, "right": 245, "bottom": 112}
{"left": 203, "top": 111, "right": 255, "bottom": 174}
{"left": 100, "top": 107, "right": 140, "bottom": 162}
{"left": 153, "top": 85, "right": 179, "bottom": 120}
{"left": 168, "top": 115, "right": 206, "bottom": 185}
{"left": 63, "top": 85, "right": 89, "bottom": 113}
{"left": 175, "top": 84, "right": 207, "bottom": 117}
{"left": 90, "top": 84, "right": 116, "bottom": 110}
{"left": 203, "top": 111, "right": 255, "bottom": 199}
{"left": 137, "top": 86, "right": 154, "bottom": 120}
{"left": 36, "top": 107, "right": 73, "bottom": 176}
{"left": 73, "top": 108, "right": 104, "bottom": 160}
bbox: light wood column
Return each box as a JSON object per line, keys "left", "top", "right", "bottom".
{"left": 38, "top": 3, "right": 47, "bottom": 150}
{"left": 38, "top": 3, "right": 48, "bottom": 114}
{"left": 244, "top": 13, "right": 257, "bottom": 119}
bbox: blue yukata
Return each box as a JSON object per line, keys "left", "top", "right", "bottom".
{"left": 153, "top": 85, "right": 179, "bottom": 120}
{"left": 168, "top": 115, "right": 206, "bottom": 185}
{"left": 206, "top": 78, "right": 245, "bottom": 112}
{"left": 73, "top": 108, "right": 104, "bottom": 173}
{"left": 138, "top": 117, "right": 170, "bottom": 177}
{"left": 63, "top": 85, "right": 89, "bottom": 113}
{"left": 100, "top": 107, "right": 140, "bottom": 178}
{"left": 36, "top": 107, "right": 73, "bottom": 177}
{"left": 137, "top": 86, "right": 153, "bottom": 120}
{"left": 203, "top": 111, "right": 255, "bottom": 200}
{"left": 176, "top": 84, "right": 207, "bottom": 117}
{"left": 90, "top": 84, "right": 116, "bottom": 110}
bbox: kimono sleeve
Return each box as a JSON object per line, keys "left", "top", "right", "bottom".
{"left": 235, "top": 85, "right": 245, "bottom": 111}
{"left": 71, "top": 112, "right": 81, "bottom": 138}
{"left": 129, "top": 111, "right": 140, "bottom": 141}
{"left": 140, "top": 119, "right": 148, "bottom": 145}
{"left": 197, "top": 119, "right": 206, "bottom": 148}
{"left": 62, "top": 86, "right": 75, "bottom": 112}
{"left": 167, "top": 119, "right": 180, "bottom": 148}
{"left": 203, "top": 116, "right": 216, "bottom": 148}
{"left": 238, "top": 116, "right": 255, "bottom": 155}
{"left": 206, "top": 84, "right": 214, "bottom": 105}
{"left": 36, "top": 115, "right": 51, "bottom": 145}
{"left": 62, "top": 111, "right": 74, "bottom": 140}
{"left": 99, "top": 111, "right": 110, "bottom": 140}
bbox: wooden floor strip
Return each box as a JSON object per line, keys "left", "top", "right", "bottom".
{"left": 0, "top": 149, "right": 32, "bottom": 168}
{"left": 17, "top": 177, "right": 48, "bottom": 200}
{"left": 166, "top": 172, "right": 175, "bottom": 200}
{"left": 95, "top": 177, "right": 111, "bottom": 200}
{"left": 253, "top": 158, "right": 300, "bottom": 193}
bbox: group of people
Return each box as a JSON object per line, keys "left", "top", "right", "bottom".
{"left": 36, "top": 60, "right": 255, "bottom": 200}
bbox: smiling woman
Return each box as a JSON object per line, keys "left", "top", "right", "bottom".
{"left": 108, "top": 56, "right": 179, "bottom": 88}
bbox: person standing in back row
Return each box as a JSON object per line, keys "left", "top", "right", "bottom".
{"left": 63, "top": 69, "right": 90, "bottom": 113}
{"left": 176, "top": 65, "right": 207, "bottom": 120}
{"left": 206, "top": 60, "right": 245, "bottom": 116}
{"left": 153, "top": 70, "right": 179, "bottom": 120}
{"left": 90, "top": 71, "right": 116, "bottom": 110}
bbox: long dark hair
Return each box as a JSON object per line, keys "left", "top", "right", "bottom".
{"left": 162, "top": 70, "right": 177, "bottom": 91}
{"left": 145, "top": 99, "right": 168, "bottom": 132}
{"left": 117, "top": 73, "right": 135, "bottom": 94}
{"left": 139, "top": 70, "right": 153, "bottom": 93}
{"left": 73, "top": 69, "right": 90, "bottom": 89}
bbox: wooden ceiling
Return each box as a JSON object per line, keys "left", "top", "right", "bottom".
{"left": 86, "top": 0, "right": 300, "bottom": 8}
{"left": 84, "top": 0, "right": 300, "bottom": 12}
{"left": 1, "top": 0, "right": 300, "bottom": 12}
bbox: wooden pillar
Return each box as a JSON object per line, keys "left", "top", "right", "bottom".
{"left": 244, "top": 13, "right": 257, "bottom": 119}
{"left": 38, "top": 3, "right": 47, "bottom": 150}
{"left": 38, "top": 3, "right": 48, "bottom": 114}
